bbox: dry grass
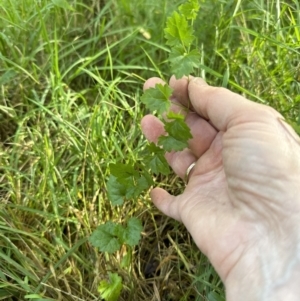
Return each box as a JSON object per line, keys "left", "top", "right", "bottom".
{"left": 0, "top": 0, "right": 299, "bottom": 300}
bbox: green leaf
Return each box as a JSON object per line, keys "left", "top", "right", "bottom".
{"left": 158, "top": 114, "right": 192, "bottom": 152}
{"left": 164, "top": 11, "right": 194, "bottom": 47}
{"left": 25, "top": 297, "right": 54, "bottom": 301}
{"left": 109, "top": 163, "right": 139, "bottom": 191}
{"left": 136, "top": 174, "right": 153, "bottom": 193}
{"left": 123, "top": 217, "right": 143, "bottom": 247}
{"left": 158, "top": 135, "right": 188, "bottom": 152}
{"left": 169, "top": 46, "right": 200, "bottom": 78}
{"left": 52, "top": 0, "right": 74, "bottom": 10}
{"left": 108, "top": 162, "right": 152, "bottom": 202}
{"left": 147, "top": 154, "right": 170, "bottom": 175}
{"left": 207, "top": 291, "right": 225, "bottom": 301}
{"left": 120, "top": 252, "right": 132, "bottom": 268}
{"left": 24, "top": 295, "right": 45, "bottom": 299}
{"left": 125, "top": 174, "right": 152, "bottom": 199}
{"left": 110, "top": 163, "right": 138, "bottom": 180}
{"left": 145, "top": 143, "right": 170, "bottom": 175}
{"left": 222, "top": 67, "right": 230, "bottom": 88}
{"left": 90, "top": 218, "right": 143, "bottom": 253}
{"left": 166, "top": 111, "right": 185, "bottom": 120}
{"left": 98, "top": 273, "right": 123, "bottom": 301}
{"left": 24, "top": 295, "right": 55, "bottom": 301}
{"left": 165, "top": 114, "right": 192, "bottom": 141}
{"left": 179, "top": 0, "right": 200, "bottom": 20}
{"left": 140, "top": 169, "right": 155, "bottom": 187}
{"left": 107, "top": 175, "right": 126, "bottom": 206}
{"left": 141, "top": 84, "right": 172, "bottom": 115}
{"left": 89, "top": 222, "right": 122, "bottom": 253}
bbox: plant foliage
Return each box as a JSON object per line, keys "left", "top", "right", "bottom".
{"left": 98, "top": 273, "right": 123, "bottom": 301}
{"left": 90, "top": 218, "right": 143, "bottom": 254}
{"left": 90, "top": 3, "right": 201, "bottom": 297}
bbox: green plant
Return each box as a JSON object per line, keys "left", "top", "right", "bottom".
{"left": 1, "top": 0, "right": 299, "bottom": 299}
{"left": 97, "top": 272, "right": 123, "bottom": 301}
{"left": 89, "top": 0, "right": 200, "bottom": 241}
{"left": 89, "top": 0, "right": 201, "bottom": 299}
{"left": 164, "top": 0, "right": 200, "bottom": 78}
{"left": 90, "top": 218, "right": 143, "bottom": 254}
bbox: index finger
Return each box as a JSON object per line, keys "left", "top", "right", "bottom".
{"left": 188, "top": 78, "right": 281, "bottom": 131}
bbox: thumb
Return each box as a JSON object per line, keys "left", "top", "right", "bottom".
{"left": 150, "top": 187, "right": 181, "bottom": 222}
{"left": 188, "top": 77, "right": 253, "bottom": 131}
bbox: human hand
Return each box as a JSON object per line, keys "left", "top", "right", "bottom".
{"left": 141, "top": 76, "right": 300, "bottom": 300}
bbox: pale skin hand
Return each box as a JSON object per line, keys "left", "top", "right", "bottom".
{"left": 141, "top": 76, "right": 300, "bottom": 300}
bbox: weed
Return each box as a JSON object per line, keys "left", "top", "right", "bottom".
{"left": 0, "top": 0, "right": 299, "bottom": 300}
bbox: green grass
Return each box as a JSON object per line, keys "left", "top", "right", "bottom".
{"left": 0, "top": 0, "right": 299, "bottom": 300}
